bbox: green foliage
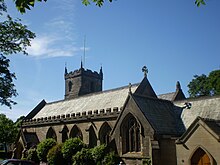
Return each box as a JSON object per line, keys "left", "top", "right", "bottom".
{"left": 195, "top": 0, "right": 206, "bottom": 6}
{"left": 208, "top": 70, "right": 220, "bottom": 96}
{"left": 14, "top": 0, "right": 208, "bottom": 13}
{"left": 14, "top": 116, "right": 25, "bottom": 128}
{"left": 72, "top": 148, "right": 95, "bottom": 165}
{"left": 61, "top": 138, "right": 85, "bottom": 163}
{"left": 14, "top": 0, "right": 47, "bottom": 13}
{"left": 102, "top": 151, "right": 119, "bottom": 165}
{"left": 0, "top": 114, "right": 18, "bottom": 144}
{"left": 0, "top": 55, "right": 17, "bottom": 108}
{"left": 188, "top": 69, "right": 220, "bottom": 97}
{"left": 0, "top": 15, "right": 35, "bottom": 56}
{"left": 142, "top": 158, "right": 151, "bottom": 165}
{"left": 91, "top": 144, "right": 106, "bottom": 164}
{"left": 0, "top": 0, "right": 35, "bottom": 108}
{"left": 47, "top": 143, "right": 67, "bottom": 165}
{"left": 36, "top": 138, "right": 56, "bottom": 162}
{"left": 27, "top": 148, "right": 40, "bottom": 164}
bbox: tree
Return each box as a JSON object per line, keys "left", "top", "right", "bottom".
{"left": 91, "top": 144, "right": 106, "bottom": 164}
{"left": 26, "top": 148, "right": 40, "bottom": 164}
{"left": 14, "top": 116, "right": 25, "bottom": 128}
{"left": 72, "top": 148, "right": 95, "bottom": 165}
{"left": 0, "top": 0, "right": 35, "bottom": 108}
{"left": 47, "top": 144, "right": 67, "bottom": 165}
{"left": 0, "top": 114, "right": 18, "bottom": 154}
{"left": 208, "top": 69, "right": 220, "bottom": 95}
{"left": 188, "top": 69, "right": 220, "bottom": 97}
{"left": 36, "top": 138, "right": 56, "bottom": 162}
{"left": 61, "top": 138, "right": 85, "bottom": 164}
{"left": 14, "top": 0, "right": 207, "bottom": 13}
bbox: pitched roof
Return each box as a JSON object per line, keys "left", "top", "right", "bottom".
{"left": 21, "top": 131, "right": 39, "bottom": 147}
{"left": 158, "top": 92, "right": 176, "bottom": 101}
{"left": 174, "top": 95, "right": 220, "bottom": 129}
{"left": 32, "top": 84, "right": 138, "bottom": 119}
{"left": 132, "top": 94, "right": 185, "bottom": 135}
{"left": 203, "top": 119, "right": 220, "bottom": 136}
{"left": 176, "top": 117, "right": 220, "bottom": 143}
{"left": 158, "top": 81, "right": 185, "bottom": 101}
{"left": 135, "top": 77, "right": 157, "bottom": 98}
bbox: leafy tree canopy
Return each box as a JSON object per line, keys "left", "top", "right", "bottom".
{"left": 61, "top": 138, "right": 85, "bottom": 163}
{"left": 0, "top": 113, "right": 18, "bottom": 144}
{"left": 0, "top": 0, "right": 35, "bottom": 108}
{"left": 36, "top": 138, "right": 57, "bottom": 162}
{"left": 188, "top": 69, "right": 220, "bottom": 97}
{"left": 14, "top": 0, "right": 207, "bottom": 13}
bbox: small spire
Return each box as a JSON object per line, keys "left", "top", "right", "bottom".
{"left": 65, "top": 62, "right": 68, "bottom": 75}
{"left": 100, "top": 65, "right": 103, "bottom": 74}
{"left": 176, "top": 81, "right": 181, "bottom": 91}
{"left": 129, "top": 83, "right": 132, "bottom": 94}
{"left": 142, "top": 66, "right": 148, "bottom": 77}
{"left": 80, "top": 59, "right": 83, "bottom": 69}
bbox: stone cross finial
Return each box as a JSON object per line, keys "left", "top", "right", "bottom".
{"left": 142, "top": 66, "right": 148, "bottom": 77}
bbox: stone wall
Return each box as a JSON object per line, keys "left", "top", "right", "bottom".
{"left": 176, "top": 124, "right": 220, "bottom": 165}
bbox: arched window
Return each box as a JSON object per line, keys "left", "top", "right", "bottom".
{"left": 60, "top": 125, "right": 69, "bottom": 142}
{"left": 46, "top": 127, "right": 57, "bottom": 141}
{"left": 121, "top": 113, "right": 141, "bottom": 154}
{"left": 99, "top": 122, "right": 112, "bottom": 145}
{"left": 191, "top": 147, "right": 211, "bottom": 165}
{"left": 68, "top": 81, "right": 72, "bottom": 92}
{"left": 88, "top": 126, "right": 97, "bottom": 148}
{"left": 69, "top": 125, "right": 83, "bottom": 140}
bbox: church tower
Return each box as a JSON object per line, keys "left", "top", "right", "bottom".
{"left": 64, "top": 63, "right": 103, "bottom": 99}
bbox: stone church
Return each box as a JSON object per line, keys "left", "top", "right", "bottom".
{"left": 16, "top": 64, "right": 220, "bottom": 165}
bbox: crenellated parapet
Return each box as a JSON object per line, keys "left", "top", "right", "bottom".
{"left": 64, "top": 66, "right": 103, "bottom": 99}
{"left": 22, "top": 107, "right": 122, "bottom": 127}
{"left": 65, "top": 67, "right": 103, "bottom": 80}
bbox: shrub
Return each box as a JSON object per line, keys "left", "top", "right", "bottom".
{"left": 72, "top": 148, "right": 95, "bottom": 165}
{"left": 26, "top": 148, "right": 40, "bottom": 164}
{"left": 91, "top": 144, "right": 106, "bottom": 164}
{"left": 36, "top": 138, "right": 56, "bottom": 162}
{"left": 142, "top": 158, "right": 151, "bottom": 165}
{"left": 102, "top": 151, "right": 120, "bottom": 165}
{"left": 47, "top": 143, "right": 67, "bottom": 165}
{"left": 62, "top": 138, "right": 84, "bottom": 163}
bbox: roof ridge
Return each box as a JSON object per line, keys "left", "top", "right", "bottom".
{"left": 46, "top": 83, "right": 140, "bottom": 105}
{"left": 158, "top": 92, "right": 175, "bottom": 96}
{"left": 174, "top": 94, "right": 220, "bottom": 103}
{"left": 133, "top": 93, "right": 173, "bottom": 104}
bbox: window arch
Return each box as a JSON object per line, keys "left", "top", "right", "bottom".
{"left": 46, "top": 127, "right": 57, "bottom": 141}
{"left": 99, "top": 122, "right": 112, "bottom": 145}
{"left": 88, "top": 126, "right": 97, "bottom": 148}
{"left": 121, "top": 113, "right": 141, "bottom": 154}
{"left": 60, "top": 125, "right": 69, "bottom": 142}
{"left": 68, "top": 81, "right": 72, "bottom": 92}
{"left": 69, "top": 125, "right": 83, "bottom": 140}
{"left": 191, "top": 147, "right": 211, "bottom": 165}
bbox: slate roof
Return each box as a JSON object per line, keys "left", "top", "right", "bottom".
{"left": 132, "top": 94, "right": 185, "bottom": 135}
{"left": 33, "top": 84, "right": 138, "bottom": 119}
{"left": 158, "top": 92, "right": 176, "bottom": 101}
{"left": 21, "top": 131, "right": 39, "bottom": 147}
{"left": 203, "top": 118, "right": 220, "bottom": 136}
{"left": 174, "top": 95, "right": 220, "bottom": 129}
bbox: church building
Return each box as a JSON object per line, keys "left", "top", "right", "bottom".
{"left": 16, "top": 65, "right": 220, "bottom": 165}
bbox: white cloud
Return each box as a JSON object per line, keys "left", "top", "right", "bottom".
{"left": 27, "top": 35, "right": 80, "bottom": 58}
{"left": 26, "top": 0, "right": 83, "bottom": 58}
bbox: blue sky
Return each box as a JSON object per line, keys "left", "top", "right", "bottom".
{"left": 2, "top": 0, "right": 220, "bottom": 121}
